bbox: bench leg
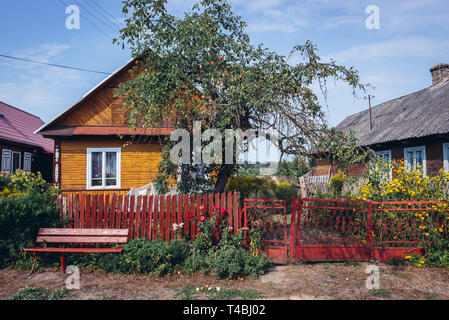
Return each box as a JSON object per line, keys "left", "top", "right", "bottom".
{"left": 60, "top": 253, "right": 66, "bottom": 273}
{"left": 29, "top": 252, "right": 37, "bottom": 276}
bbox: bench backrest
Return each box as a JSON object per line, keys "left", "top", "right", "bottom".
{"left": 36, "top": 228, "right": 129, "bottom": 244}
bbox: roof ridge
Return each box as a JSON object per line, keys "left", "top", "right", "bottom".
{"left": 0, "top": 100, "right": 44, "bottom": 121}
{"left": 339, "top": 85, "right": 431, "bottom": 123}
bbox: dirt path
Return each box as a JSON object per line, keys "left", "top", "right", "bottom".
{"left": 1, "top": 262, "right": 449, "bottom": 300}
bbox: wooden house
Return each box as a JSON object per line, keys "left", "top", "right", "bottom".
{"left": 311, "top": 63, "right": 449, "bottom": 179}
{"left": 0, "top": 101, "right": 54, "bottom": 181}
{"left": 36, "top": 59, "right": 174, "bottom": 192}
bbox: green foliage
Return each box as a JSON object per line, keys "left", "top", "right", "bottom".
{"left": 369, "top": 289, "right": 391, "bottom": 298}
{"left": 9, "top": 170, "right": 46, "bottom": 194}
{"left": 276, "top": 157, "right": 310, "bottom": 178}
{"left": 0, "top": 172, "right": 10, "bottom": 190}
{"left": 114, "top": 0, "right": 366, "bottom": 193}
{"left": 184, "top": 207, "right": 271, "bottom": 279}
{"left": 73, "top": 239, "right": 188, "bottom": 276}
{"left": 9, "top": 286, "right": 70, "bottom": 300}
{"left": 224, "top": 175, "right": 297, "bottom": 209}
{"left": 0, "top": 192, "right": 59, "bottom": 267}
{"left": 224, "top": 176, "right": 274, "bottom": 199}
{"left": 329, "top": 173, "right": 346, "bottom": 197}
{"left": 0, "top": 170, "right": 55, "bottom": 199}
{"left": 317, "top": 128, "right": 375, "bottom": 174}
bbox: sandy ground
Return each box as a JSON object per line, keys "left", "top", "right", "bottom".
{"left": 2, "top": 262, "right": 449, "bottom": 300}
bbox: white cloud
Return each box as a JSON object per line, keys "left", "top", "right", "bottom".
{"left": 323, "top": 37, "right": 449, "bottom": 63}
{"left": 0, "top": 43, "right": 89, "bottom": 121}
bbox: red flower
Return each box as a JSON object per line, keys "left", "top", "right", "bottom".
{"left": 188, "top": 212, "right": 194, "bottom": 219}
{"left": 218, "top": 55, "right": 224, "bottom": 61}
{"left": 199, "top": 216, "right": 206, "bottom": 222}
{"left": 220, "top": 208, "right": 226, "bottom": 214}
{"left": 199, "top": 205, "right": 205, "bottom": 211}
{"left": 213, "top": 205, "right": 219, "bottom": 211}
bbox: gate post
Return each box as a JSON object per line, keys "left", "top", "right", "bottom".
{"left": 289, "top": 198, "right": 297, "bottom": 263}
{"left": 367, "top": 202, "right": 373, "bottom": 259}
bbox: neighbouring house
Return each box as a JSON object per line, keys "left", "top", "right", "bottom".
{"left": 36, "top": 59, "right": 174, "bottom": 192}
{"left": 0, "top": 101, "right": 54, "bottom": 182}
{"left": 311, "top": 63, "right": 449, "bottom": 180}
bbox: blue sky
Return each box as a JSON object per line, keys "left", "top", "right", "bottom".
{"left": 1, "top": 0, "right": 448, "bottom": 127}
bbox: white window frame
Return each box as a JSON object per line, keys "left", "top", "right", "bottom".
{"left": 404, "top": 146, "right": 426, "bottom": 176}
{"left": 86, "top": 148, "right": 121, "bottom": 189}
{"left": 376, "top": 150, "right": 392, "bottom": 180}
{"left": 443, "top": 143, "right": 449, "bottom": 172}
{"left": 11, "top": 151, "right": 21, "bottom": 172}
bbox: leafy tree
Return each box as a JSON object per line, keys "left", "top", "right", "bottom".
{"left": 276, "top": 157, "right": 310, "bottom": 178}
{"left": 114, "top": 0, "right": 366, "bottom": 193}
{"left": 315, "top": 128, "right": 375, "bottom": 174}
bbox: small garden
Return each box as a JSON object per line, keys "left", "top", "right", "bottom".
{"left": 308, "top": 155, "right": 449, "bottom": 269}
{"left": 0, "top": 170, "right": 272, "bottom": 281}
{"left": 71, "top": 206, "right": 271, "bottom": 279}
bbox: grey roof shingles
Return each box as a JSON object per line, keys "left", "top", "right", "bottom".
{"left": 335, "top": 80, "right": 449, "bottom": 147}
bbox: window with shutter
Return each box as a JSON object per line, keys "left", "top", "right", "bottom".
{"left": 1, "top": 149, "right": 12, "bottom": 173}
{"left": 24, "top": 152, "right": 32, "bottom": 172}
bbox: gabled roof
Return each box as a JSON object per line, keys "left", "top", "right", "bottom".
{"left": 336, "top": 80, "right": 449, "bottom": 146}
{"left": 35, "top": 58, "right": 136, "bottom": 135}
{"left": 0, "top": 101, "right": 54, "bottom": 153}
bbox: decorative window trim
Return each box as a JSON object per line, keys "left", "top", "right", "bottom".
{"left": 443, "top": 143, "right": 449, "bottom": 172}
{"left": 404, "top": 146, "right": 426, "bottom": 176}
{"left": 86, "top": 148, "right": 121, "bottom": 190}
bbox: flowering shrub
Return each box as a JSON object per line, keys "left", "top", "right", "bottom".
{"left": 69, "top": 206, "right": 271, "bottom": 279}
{"left": 352, "top": 159, "right": 449, "bottom": 201}
{"left": 329, "top": 173, "right": 347, "bottom": 197}
{"left": 183, "top": 206, "right": 271, "bottom": 279}
{"left": 0, "top": 170, "right": 50, "bottom": 198}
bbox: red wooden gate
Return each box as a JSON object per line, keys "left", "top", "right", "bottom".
{"left": 290, "top": 199, "right": 430, "bottom": 262}
{"left": 290, "top": 198, "right": 371, "bottom": 261}
{"left": 244, "top": 199, "right": 288, "bottom": 264}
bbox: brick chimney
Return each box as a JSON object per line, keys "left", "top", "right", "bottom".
{"left": 430, "top": 63, "right": 449, "bottom": 86}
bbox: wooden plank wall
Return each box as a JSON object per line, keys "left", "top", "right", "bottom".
{"left": 59, "top": 192, "right": 242, "bottom": 241}
{"left": 59, "top": 137, "right": 162, "bottom": 190}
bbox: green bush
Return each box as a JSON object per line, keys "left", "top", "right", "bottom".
{"left": 225, "top": 176, "right": 274, "bottom": 199}
{"left": 9, "top": 170, "right": 46, "bottom": 194}
{"left": 9, "top": 286, "right": 70, "bottom": 300}
{"left": 203, "top": 244, "right": 271, "bottom": 279}
{"left": 72, "top": 239, "right": 188, "bottom": 276}
{"left": 329, "top": 173, "right": 346, "bottom": 197}
{"left": 0, "top": 192, "right": 59, "bottom": 267}
{"left": 183, "top": 208, "right": 272, "bottom": 279}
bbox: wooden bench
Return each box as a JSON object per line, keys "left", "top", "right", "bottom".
{"left": 24, "top": 228, "right": 129, "bottom": 274}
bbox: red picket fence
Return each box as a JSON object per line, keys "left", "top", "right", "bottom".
{"left": 57, "top": 193, "right": 445, "bottom": 263}
{"left": 58, "top": 192, "right": 241, "bottom": 241}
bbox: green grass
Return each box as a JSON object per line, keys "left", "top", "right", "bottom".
{"left": 9, "top": 286, "right": 70, "bottom": 300}
{"left": 369, "top": 288, "right": 392, "bottom": 298}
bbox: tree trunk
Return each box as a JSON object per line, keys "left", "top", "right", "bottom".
{"left": 214, "top": 164, "right": 235, "bottom": 193}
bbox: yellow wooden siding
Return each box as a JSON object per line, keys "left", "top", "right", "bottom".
{"left": 60, "top": 137, "right": 163, "bottom": 190}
